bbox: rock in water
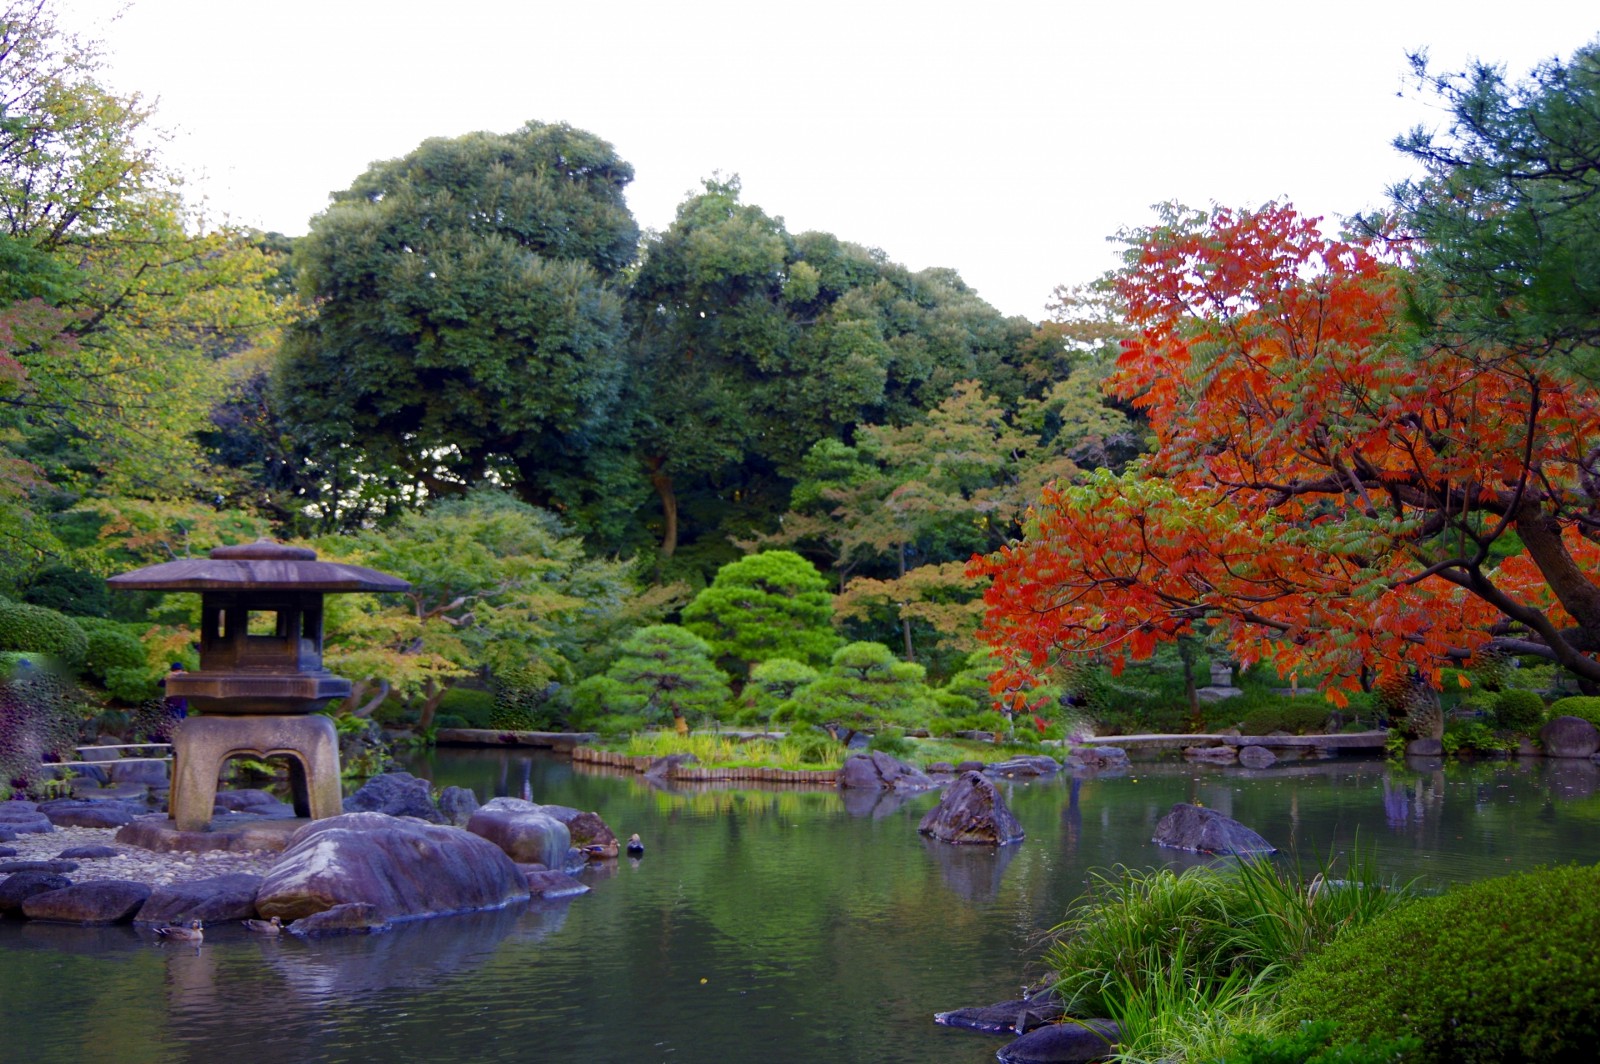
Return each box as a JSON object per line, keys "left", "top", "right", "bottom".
{"left": 997, "top": 1019, "right": 1121, "bottom": 1064}
{"left": 465, "top": 798, "right": 573, "bottom": 868}
{"left": 839, "top": 751, "right": 937, "bottom": 792}
{"left": 1541, "top": 716, "right": 1600, "bottom": 759}
{"left": 22, "top": 880, "right": 151, "bottom": 924}
{"left": 253, "top": 812, "right": 528, "bottom": 923}
{"left": 0, "top": 871, "right": 73, "bottom": 915}
{"left": 136, "top": 873, "right": 266, "bottom": 926}
{"left": 341, "top": 772, "right": 446, "bottom": 823}
{"left": 918, "top": 771, "right": 1024, "bottom": 846}
{"left": 437, "top": 786, "right": 481, "bottom": 827}
{"left": 1151, "top": 803, "right": 1276, "bottom": 855}
{"left": 935, "top": 992, "right": 1063, "bottom": 1034}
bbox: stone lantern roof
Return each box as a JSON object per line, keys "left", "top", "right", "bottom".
{"left": 107, "top": 539, "right": 411, "bottom": 594}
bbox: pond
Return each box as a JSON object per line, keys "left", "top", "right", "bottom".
{"left": 3, "top": 751, "right": 1599, "bottom": 1064}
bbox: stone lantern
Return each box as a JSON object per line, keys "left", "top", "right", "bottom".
{"left": 108, "top": 540, "right": 411, "bottom": 832}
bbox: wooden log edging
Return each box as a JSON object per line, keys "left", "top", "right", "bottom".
{"left": 570, "top": 746, "right": 838, "bottom": 785}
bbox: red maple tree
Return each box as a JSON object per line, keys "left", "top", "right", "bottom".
{"left": 971, "top": 203, "right": 1600, "bottom": 706}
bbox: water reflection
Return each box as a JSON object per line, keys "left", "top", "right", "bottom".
{"left": 5, "top": 753, "right": 1600, "bottom": 1064}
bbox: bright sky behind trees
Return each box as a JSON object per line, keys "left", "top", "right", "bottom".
{"left": 57, "top": 0, "right": 1598, "bottom": 319}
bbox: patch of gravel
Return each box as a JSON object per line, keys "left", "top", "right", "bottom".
{"left": 0, "top": 825, "right": 279, "bottom": 887}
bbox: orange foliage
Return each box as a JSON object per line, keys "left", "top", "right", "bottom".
{"left": 971, "top": 203, "right": 1600, "bottom": 706}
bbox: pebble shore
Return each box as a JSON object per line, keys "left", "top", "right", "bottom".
{"left": 3, "top": 824, "right": 280, "bottom": 886}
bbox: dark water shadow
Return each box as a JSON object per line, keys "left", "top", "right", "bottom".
{"left": 921, "top": 835, "right": 1020, "bottom": 902}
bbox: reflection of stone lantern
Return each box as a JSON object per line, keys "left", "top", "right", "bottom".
{"left": 109, "top": 541, "right": 410, "bottom": 831}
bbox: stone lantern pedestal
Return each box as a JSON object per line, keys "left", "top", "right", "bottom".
{"left": 109, "top": 540, "right": 410, "bottom": 834}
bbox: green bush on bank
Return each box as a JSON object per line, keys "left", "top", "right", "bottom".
{"left": 1548, "top": 695, "right": 1600, "bottom": 727}
{"left": 1489, "top": 689, "right": 1546, "bottom": 732}
{"left": 0, "top": 601, "right": 88, "bottom": 673}
{"left": 1277, "top": 864, "right": 1600, "bottom": 1064}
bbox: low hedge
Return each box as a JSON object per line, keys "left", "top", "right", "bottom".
{"left": 1277, "top": 864, "right": 1600, "bottom": 1063}
{"left": 1489, "top": 689, "right": 1546, "bottom": 732}
{"left": 0, "top": 600, "right": 88, "bottom": 672}
{"left": 1547, "top": 696, "right": 1600, "bottom": 728}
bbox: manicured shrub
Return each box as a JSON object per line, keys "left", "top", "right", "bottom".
{"left": 1548, "top": 695, "right": 1600, "bottom": 727}
{"left": 1490, "top": 688, "right": 1546, "bottom": 732}
{"left": 437, "top": 686, "right": 496, "bottom": 728}
{"left": 1221, "top": 1020, "right": 1420, "bottom": 1064}
{"left": 1237, "top": 698, "right": 1331, "bottom": 735}
{"left": 1277, "top": 864, "right": 1600, "bottom": 1064}
{"left": 0, "top": 601, "right": 88, "bottom": 672}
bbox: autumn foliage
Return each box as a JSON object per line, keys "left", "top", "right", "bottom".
{"left": 971, "top": 203, "right": 1600, "bottom": 706}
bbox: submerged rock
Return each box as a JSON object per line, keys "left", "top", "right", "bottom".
{"left": 254, "top": 812, "right": 527, "bottom": 923}
{"left": 918, "top": 771, "right": 1024, "bottom": 846}
{"left": 289, "top": 901, "right": 390, "bottom": 936}
{"left": 1064, "top": 747, "right": 1129, "bottom": 770}
{"left": 935, "top": 991, "right": 1063, "bottom": 1034}
{"left": 1152, "top": 803, "right": 1276, "bottom": 855}
{"left": 997, "top": 1020, "right": 1121, "bottom": 1063}
{"left": 1237, "top": 745, "right": 1278, "bottom": 768}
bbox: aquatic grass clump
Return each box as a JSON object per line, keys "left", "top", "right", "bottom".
{"left": 1043, "top": 854, "right": 1419, "bottom": 1063}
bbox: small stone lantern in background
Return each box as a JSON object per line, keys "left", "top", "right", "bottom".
{"left": 109, "top": 540, "right": 410, "bottom": 831}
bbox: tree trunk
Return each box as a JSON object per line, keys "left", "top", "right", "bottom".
{"left": 416, "top": 679, "right": 449, "bottom": 732}
{"left": 898, "top": 542, "right": 914, "bottom": 662}
{"left": 650, "top": 466, "right": 679, "bottom": 559}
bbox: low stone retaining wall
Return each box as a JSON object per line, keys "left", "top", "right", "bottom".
{"left": 1077, "top": 730, "right": 1389, "bottom": 761}
{"left": 570, "top": 746, "right": 838, "bottom": 785}
{"left": 434, "top": 729, "right": 597, "bottom": 750}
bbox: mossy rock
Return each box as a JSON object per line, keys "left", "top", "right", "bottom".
{"left": 1277, "top": 864, "right": 1600, "bottom": 1063}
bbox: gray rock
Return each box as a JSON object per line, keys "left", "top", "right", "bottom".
{"left": 437, "top": 786, "right": 480, "bottom": 827}
{"left": 997, "top": 1019, "right": 1121, "bottom": 1063}
{"left": 56, "top": 845, "right": 119, "bottom": 860}
{"left": 935, "top": 993, "right": 1063, "bottom": 1034}
{"left": 926, "top": 761, "right": 957, "bottom": 775}
{"left": 79, "top": 747, "right": 122, "bottom": 763}
{"left": 0, "top": 808, "right": 53, "bottom": 834}
{"left": 985, "top": 756, "right": 1062, "bottom": 777}
{"left": 37, "top": 799, "right": 143, "bottom": 829}
{"left": 341, "top": 772, "right": 445, "bottom": 822}
{"left": 1406, "top": 738, "right": 1445, "bottom": 757}
{"left": 254, "top": 812, "right": 527, "bottom": 923}
{"left": 1066, "top": 746, "right": 1130, "bottom": 769}
{"left": 1183, "top": 745, "right": 1238, "bottom": 764}
{"left": 22, "top": 879, "right": 151, "bottom": 924}
{"left": 1237, "top": 745, "right": 1278, "bottom": 769}
{"left": 954, "top": 760, "right": 988, "bottom": 773}
{"left": 1541, "top": 716, "right": 1600, "bottom": 759}
{"left": 1152, "top": 803, "right": 1276, "bottom": 855}
{"left": 0, "top": 828, "right": 14, "bottom": 843}
{"left": 643, "top": 753, "right": 697, "bottom": 780}
{"left": 839, "top": 751, "right": 936, "bottom": 793}
{"left": 0, "top": 859, "right": 78, "bottom": 874}
{"left": 918, "top": 771, "right": 1025, "bottom": 846}
{"left": 537, "top": 805, "right": 618, "bottom": 859}
{"left": 135, "top": 873, "right": 265, "bottom": 926}
{"left": 107, "top": 760, "right": 168, "bottom": 786}
{"left": 466, "top": 801, "right": 572, "bottom": 867}
{"left": 288, "top": 901, "right": 390, "bottom": 936}
{"left": 212, "top": 788, "right": 283, "bottom": 812}
{"left": 523, "top": 869, "right": 590, "bottom": 899}
{"left": 0, "top": 870, "right": 72, "bottom": 914}
{"left": 0, "top": 846, "right": 14, "bottom": 857}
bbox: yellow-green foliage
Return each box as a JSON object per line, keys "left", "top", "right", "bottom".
{"left": 1548, "top": 696, "right": 1600, "bottom": 727}
{"left": 1277, "top": 864, "right": 1600, "bottom": 1064}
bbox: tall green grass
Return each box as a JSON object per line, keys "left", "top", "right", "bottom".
{"left": 1043, "top": 853, "right": 1419, "bottom": 1063}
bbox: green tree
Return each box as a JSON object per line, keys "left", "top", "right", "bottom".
{"left": 571, "top": 624, "right": 731, "bottom": 732}
{"left": 1390, "top": 39, "right": 1600, "bottom": 375}
{"left": 681, "top": 550, "right": 839, "bottom": 678}
{"left": 778, "top": 640, "right": 935, "bottom": 744}
{"left": 277, "top": 121, "right": 639, "bottom": 515}
{"left": 318, "top": 489, "right": 661, "bottom": 729}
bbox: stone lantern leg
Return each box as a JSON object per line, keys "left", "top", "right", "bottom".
{"left": 108, "top": 540, "right": 411, "bottom": 834}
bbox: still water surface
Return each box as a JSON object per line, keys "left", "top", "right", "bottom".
{"left": 3, "top": 752, "right": 1599, "bottom": 1064}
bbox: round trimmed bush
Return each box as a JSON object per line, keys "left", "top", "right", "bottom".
{"left": 0, "top": 600, "right": 88, "bottom": 672}
{"left": 1277, "top": 864, "right": 1600, "bottom": 1063}
{"left": 1490, "top": 689, "right": 1546, "bottom": 732}
{"left": 1548, "top": 696, "right": 1600, "bottom": 728}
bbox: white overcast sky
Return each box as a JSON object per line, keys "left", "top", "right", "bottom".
{"left": 57, "top": 0, "right": 1600, "bottom": 321}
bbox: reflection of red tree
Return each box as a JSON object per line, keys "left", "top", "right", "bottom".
{"left": 974, "top": 203, "right": 1600, "bottom": 706}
